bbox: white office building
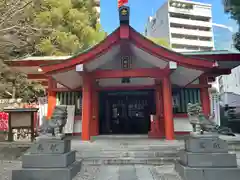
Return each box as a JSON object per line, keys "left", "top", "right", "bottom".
{"left": 145, "top": 0, "right": 214, "bottom": 52}
{"left": 219, "top": 66, "right": 240, "bottom": 95}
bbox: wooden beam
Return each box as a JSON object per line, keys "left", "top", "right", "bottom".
{"left": 27, "top": 74, "right": 47, "bottom": 80}
{"left": 91, "top": 68, "right": 170, "bottom": 79}
{"left": 186, "top": 84, "right": 211, "bottom": 88}
{"left": 41, "top": 81, "right": 48, "bottom": 86}
{"left": 5, "top": 60, "right": 63, "bottom": 67}
{"left": 208, "top": 77, "right": 216, "bottom": 82}
{"left": 192, "top": 54, "right": 240, "bottom": 62}
{"left": 205, "top": 68, "right": 231, "bottom": 76}
{"left": 96, "top": 85, "right": 155, "bottom": 91}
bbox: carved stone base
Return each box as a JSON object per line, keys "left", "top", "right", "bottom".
{"left": 29, "top": 138, "right": 71, "bottom": 154}
{"left": 12, "top": 138, "right": 81, "bottom": 180}
{"left": 175, "top": 161, "right": 240, "bottom": 180}
{"left": 36, "top": 133, "right": 65, "bottom": 140}
{"left": 22, "top": 151, "right": 76, "bottom": 168}
{"left": 185, "top": 135, "right": 228, "bottom": 153}
{"left": 189, "top": 132, "right": 219, "bottom": 139}
{"left": 176, "top": 135, "right": 240, "bottom": 180}
{"left": 12, "top": 161, "right": 81, "bottom": 180}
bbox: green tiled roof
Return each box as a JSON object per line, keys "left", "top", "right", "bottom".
{"left": 183, "top": 50, "right": 240, "bottom": 55}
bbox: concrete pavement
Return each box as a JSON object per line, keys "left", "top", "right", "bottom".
{"left": 1, "top": 135, "right": 240, "bottom": 180}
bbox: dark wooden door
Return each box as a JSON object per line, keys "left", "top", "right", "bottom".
{"left": 99, "top": 90, "right": 155, "bottom": 134}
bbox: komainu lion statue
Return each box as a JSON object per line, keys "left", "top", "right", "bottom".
{"left": 38, "top": 106, "right": 68, "bottom": 138}
{"left": 187, "top": 103, "right": 235, "bottom": 136}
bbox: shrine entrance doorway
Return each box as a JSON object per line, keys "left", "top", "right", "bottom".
{"left": 99, "top": 90, "right": 156, "bottom": 134}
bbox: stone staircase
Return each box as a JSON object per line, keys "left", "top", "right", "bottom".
{"left": 71, "top": 137, "right": 183, "bottom": 165}
{"left": 71, "top": 135, "right": 240, "bottom": 166}
{"left": 76, "top": 149, "right": 179, "bottom": 165}
{"left": 0, "top": 134, "right": 240, "bottom": 164}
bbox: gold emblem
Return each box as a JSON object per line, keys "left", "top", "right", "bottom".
{"left": 121, "top": 8, "right": 128, "bottom": 16}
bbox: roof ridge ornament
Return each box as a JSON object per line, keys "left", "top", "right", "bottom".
{"left": 119, "top": 6, "right": 130, "bottom": 25}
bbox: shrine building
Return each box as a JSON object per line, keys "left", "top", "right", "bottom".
{"left": 5, "top": 6, "right": 240, "bottom": 141}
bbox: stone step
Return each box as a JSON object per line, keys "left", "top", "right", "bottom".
{"left": 22, "top": 151, "right": 76, "bottom": 168}
{"left": 12, "top": 160, "right": 82, "bottom": 180}
{"left": 175, "top": 160, "right": 240, "bottom": 180}
{"left": 178, "top": 150, "right": 238, "bottom": 167}
{"left": 80, "top": 157, "right": 178, "bottom": 165}
{"left": 75, "top": 150, "right": 179, "bottom": 159}
{"left": 72, "top": 146, "right": 182, "bottom": 152}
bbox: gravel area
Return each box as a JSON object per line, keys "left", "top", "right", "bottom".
{"left": 73, "top": 165, "right": 101, "bottom": 180}
{"left": 0, "top": 160, "right": 21, "bottom": 180}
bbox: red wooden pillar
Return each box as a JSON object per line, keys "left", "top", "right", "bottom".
{"left": 47, "top": 78, "right": 56, "bottom": 119}
{"left": 95, "top": 90, "right": 99, "bottom": 135}
{"left": 149, "top": 83, "right": 164, "bottom": 138}
{"left": 82, "top": 74, "right": 92, "bottom": 141}
{"left": 162, "top": 76, "right": 175, "bottom": 140}
{"left": 157, "top": 84, "right": 165, "bottom": 136}
{"left": 200, "top": 76, "right": 210, "bottom": 116}
{"left": 91, "top": 85, "right": 99, "bottom": 136}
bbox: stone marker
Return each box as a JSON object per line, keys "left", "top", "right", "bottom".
{"left": 11, "top": 137, "right": 81, "bottom": 180}
{"left": 11, "top": 106, "right": 81, "bottom": 180}
{"left": 175, "top": 133, "right": 240, "bottom": 180}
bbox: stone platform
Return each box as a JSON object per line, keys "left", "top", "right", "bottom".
{"left": 175, "top": 134, "right": 240, "bottom": 180}
{"left": 12, "top": 138, "right": 81, "bottom": 180}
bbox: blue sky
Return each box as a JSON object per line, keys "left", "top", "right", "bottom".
{"left": 100, "top": 0, "right": 238, "bottom": 34}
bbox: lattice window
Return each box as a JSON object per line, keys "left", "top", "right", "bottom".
{"left": 172, "top": 88, "right": 201, "bottom": 113}
{"left": 56, "top": 92, "right": 82, "bottom": 116}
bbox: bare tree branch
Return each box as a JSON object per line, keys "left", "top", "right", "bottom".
{"left": 0, "top": 0, "right": 33, "bottom": 27}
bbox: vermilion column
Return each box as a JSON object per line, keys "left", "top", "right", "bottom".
{"left": 91, "top": 86, "right": 99, "bottom": 136}
{"left": 149, "top": 84, "right": 165, "bottom": 138}
{"left": 47, "top": 78, "right": 56, "bottom": 119}
{"left": 95, "top": 90, "right": 99, "bottom": 135}
{"left": 156, "top": 84, "right": 165, "bottom": 136}
{"left": 162, "top": 76, "right": 175, "bottom": 140}
{"left": 82, "top": 75, "right": 92, "bottom": 141}
{"left": 200, "top": 77, "right": 210, "bottom": 116}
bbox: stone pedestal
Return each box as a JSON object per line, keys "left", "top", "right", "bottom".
{"left": 12, "top": 138, "right": 81, "bottom": 180}
{"left": 175, "top": 134, "right": 240, "bottom": 180}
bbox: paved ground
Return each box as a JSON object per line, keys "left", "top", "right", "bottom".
{"left": 73, "top": 164, "right": 181, "bottom": 180}
{"left": 1, "top": 135, "right": 240, "bottom": 180}
{"left": 0, "top": 161, "right": 181, "bottom": 180}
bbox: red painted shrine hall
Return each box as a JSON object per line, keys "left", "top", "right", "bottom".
{"left": 6, "top": 7, "right": 240, "bottom": 141}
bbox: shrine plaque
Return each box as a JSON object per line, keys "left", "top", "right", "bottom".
{"left": 11, "top": 113, "right": 31, "bottom": 127}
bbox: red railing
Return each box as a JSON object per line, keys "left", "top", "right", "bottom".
{"left": 0, "top": 112, "right": 8, "bottom": 131}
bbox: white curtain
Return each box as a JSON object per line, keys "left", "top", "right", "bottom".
{"left": 38, "top": 97, "right": 48, "bottom": 126}
{"left": 64, "top": 105, "right": 75, "bottom": 134}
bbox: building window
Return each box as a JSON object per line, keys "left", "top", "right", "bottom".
{"left": 56, "top": 92, "right": 82, "bottom": 116}
{"left": 172, "top": 88, "right": 201, "bottom": 113}
{"left": 151, "top": 18, "right": 156, "bottom": 28}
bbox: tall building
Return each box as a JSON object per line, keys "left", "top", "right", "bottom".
{"left": 145, "top": 0, "right": 214, "bottom": 52}
{"left": 219, "top": 64, "right": 240, "bottom": 95}
{"left": 213, "top": 23, "right": 234, "bottom": 51}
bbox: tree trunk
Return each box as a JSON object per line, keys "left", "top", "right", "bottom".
{"left": 12, "top": 86, "right": 16, "bottom": 99}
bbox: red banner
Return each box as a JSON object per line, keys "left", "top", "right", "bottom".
{"left": 0, "top": 112, "right": 8, "bottom": 131}
{"left": 118, "top": 0, "right": 128, "bottom": 8}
